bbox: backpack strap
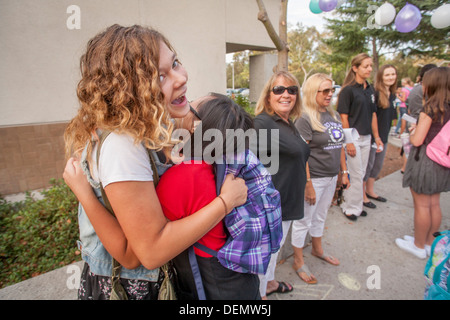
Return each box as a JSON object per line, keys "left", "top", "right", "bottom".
{"left": 187, "top": 243, "right": 220, "bottom": 300}
{"left": 215, "top": 163, "right": 227, "bottom": 196}
{"left": 187, "top": 163, "right": 227, "bottom": 300}
{"left": 96, "top": 131, "right": 114, "bottom": 215}
{"left": 187, "top": 247, "right": 207, "bottom": 300}
{"left": 193, "top": 242, "right": 218, "bottom": 257}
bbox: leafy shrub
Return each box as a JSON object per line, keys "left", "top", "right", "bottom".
{"left": 232, "top": 93, "right": 255, "bottom": 116}
{"left": 0, "top": 179, "right": 81, "bottom": 288}
{"left": 233, "top": 93, "right": 249, "bottom": 109}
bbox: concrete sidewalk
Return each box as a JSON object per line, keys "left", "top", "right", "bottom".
{"left": 1, "top": 141, "right": 449, "bottom": 299}
{"left": 268, "top": 169, "right": 449, "bottom": 300}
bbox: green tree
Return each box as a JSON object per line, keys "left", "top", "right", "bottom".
{"left": 256, "top": 0, "right": 289, "bottom": 71}
{"left": 325, "top": 0, "right": 450, "bottom": 78}
{"left": 227, "top": 51, "right": 250, "bottom": 89}
{"left": 288, "top": 23, "right": 331, "bottom": 85}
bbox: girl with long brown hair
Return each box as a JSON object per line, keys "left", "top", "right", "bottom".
{"left": 396, "top": 67, "right": 450, "bottom": 259}
{"left": 363, "top": 64, "right": 398, "bottom": 208}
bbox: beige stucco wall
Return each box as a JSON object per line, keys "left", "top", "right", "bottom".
{"left": 0, "top": 0, "right": 277, "bottom": 127}
{"left": 249, "top": 53, "right": 278, "bottom": 103}
{"left": 226, "top": 0, "right": 280, "bottom": 52}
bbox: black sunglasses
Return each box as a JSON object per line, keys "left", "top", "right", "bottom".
{"left": 318, "top": 88, "right": 336, "bottom": 96}
{"left": 189, "top": 104, "right": 202, "bottom": 120}
{"left": 272, "top": 85, "right": 299, "bottom": 95}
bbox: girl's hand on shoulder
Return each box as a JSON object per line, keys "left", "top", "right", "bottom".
{"left": 63, "top": 157, "right": 95, "bottom": 202}
{"left": 219, "top": 174, "right": 248, "bottom": 213}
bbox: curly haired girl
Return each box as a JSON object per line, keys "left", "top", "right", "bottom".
{"left": 63, "top": 24, "right": 247, "bottom": 299}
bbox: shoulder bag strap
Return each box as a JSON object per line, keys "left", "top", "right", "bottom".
{"left": 96, "top": 130, "right": 114, "bottom": 215}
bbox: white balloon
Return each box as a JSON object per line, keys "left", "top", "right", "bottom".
{"left": 431, "top": 4, "right": 450, "bottom": 29}
{"left": 375, "top": 2, "right": 396, "bottom": 26}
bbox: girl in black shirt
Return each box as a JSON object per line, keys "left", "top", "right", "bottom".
{"left": 337, "top": 53, "right": 383, "bottom": 220}
{"left": 363, "top": 65, "right": 398, "bottom": 208}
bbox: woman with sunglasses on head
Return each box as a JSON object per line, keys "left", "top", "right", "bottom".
{"left": 293, "top": 73, "right": 349, "bottom": 284}
{"left": 63, "top": 25, "right": 247, "bottom": 300}
{"left": 337, "top": 53, "right": 383, "bottom": 221}
{"left": 363, "top": 65, "right": 398, "bottom": 209}
{"left": 253, "top": 71, "right": 310, "bottom": 299}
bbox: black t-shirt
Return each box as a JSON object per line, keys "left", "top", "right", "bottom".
{"left": 253, "top": 111, "right": 310, "bottom": 221}
{"left": 337, "top": 81, "right": 377, "bottom": 135}
{"left": 374, "top": 92, "right": 397, "bottom": 143}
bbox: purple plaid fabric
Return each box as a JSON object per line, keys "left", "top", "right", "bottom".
{"left": 216, "top": 149, "right": 282, "bottom": 274}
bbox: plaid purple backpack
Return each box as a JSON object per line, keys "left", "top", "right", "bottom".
{"left": 188, "top": 150, "right": 282, "bottom": 299}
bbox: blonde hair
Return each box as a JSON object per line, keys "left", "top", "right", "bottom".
{"left": 302, "top": 73, "right": 339, "bottom": 132}
{"left": 64, "top": 24, "right": 175, "bottom": 160}
{"left": 255, "top": 71, "right": 302, "bottom": 120}
{"left": 401, "top": 77, "right": 414, "bottom": 87}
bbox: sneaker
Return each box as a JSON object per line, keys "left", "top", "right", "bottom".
{"left": 403, "top": 235, "right": 431, "bottom": 256}
{"left": 395, "top": 238, "right": 427, "bottom": 259}
{"left": 403, "top": 235, "right": 414, "bottom": 242}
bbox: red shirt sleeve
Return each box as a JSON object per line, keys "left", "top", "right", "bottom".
{"left": 156, "top": 161, "right": 226, "bottom": 257}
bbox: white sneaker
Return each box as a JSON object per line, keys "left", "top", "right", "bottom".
{"left": 403, "top": 235, "right": 414, "bottom": 242}
{"left": 395, "top": 238, "right": 427, "bottom": 259}
{"left": 403, "top": 235, "right": 432, "bottom": 256}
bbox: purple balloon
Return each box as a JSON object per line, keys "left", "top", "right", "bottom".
{"left": 318, "top": 0, "right": 338, "bottom": 12}
{"left": 395, "top": 3, "right": 422, "bottom": 33}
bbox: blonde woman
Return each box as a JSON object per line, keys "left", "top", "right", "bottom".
{"left": 63, "top": 25, "right": 247, "bottom": 299}
{"left": 253, "top": 71, "right": 309, "bottom": 298}
{"left": 293, "top": 73, "right": 349, "bottom": 283}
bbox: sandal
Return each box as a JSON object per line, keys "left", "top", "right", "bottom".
{"left": 266, "top": 281, "right": 293, "bottom": 296}
{"left": 311, "top": 251, "right": 340, "bottom": 266}
{"left": 294, "top": 264, "right": 317, "bottom": 284}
